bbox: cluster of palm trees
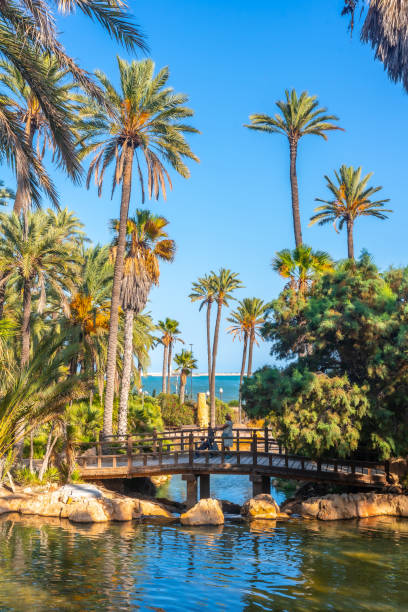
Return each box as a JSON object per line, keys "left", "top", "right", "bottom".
{"left": 245, "top": 89, "right": 391, "bottom": 260}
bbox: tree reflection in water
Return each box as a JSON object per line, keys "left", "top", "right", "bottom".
{"left": 0, "top": 513, "right": 408, "bottom": 611}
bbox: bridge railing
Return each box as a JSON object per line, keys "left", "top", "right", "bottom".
{"left": 74, "top": 427, "right": 389, "bottom": 486}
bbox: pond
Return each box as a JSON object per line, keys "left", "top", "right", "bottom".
{"left": 0, "top": 475, "right": 407, "bottom": 611}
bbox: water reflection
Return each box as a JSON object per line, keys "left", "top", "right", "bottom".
{"left": 1, "top": 511, "right": 408, "bottom": 611}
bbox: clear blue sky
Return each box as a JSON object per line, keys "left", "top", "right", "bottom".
{"left": 2, "top": 0, "right": 407, "bottom": 373}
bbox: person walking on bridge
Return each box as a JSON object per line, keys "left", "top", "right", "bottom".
{"left": 221, "top": 414, "right": 233, "bottom": 459}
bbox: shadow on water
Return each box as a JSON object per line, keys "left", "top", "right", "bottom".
{"left": 1, "top": 509, "right": 408, "bottom": 611}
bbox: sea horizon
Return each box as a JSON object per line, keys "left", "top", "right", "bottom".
{"left": 140, "top": 373, "right": 241, "bottom": 402}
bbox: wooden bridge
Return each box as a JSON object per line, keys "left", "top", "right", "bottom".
{"left": 76, "top": 428, "right": 390, "bottom": 507}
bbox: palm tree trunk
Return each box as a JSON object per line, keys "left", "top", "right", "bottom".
{"left": 206, "top": 301, "right": 212, "bottom": 379}
{"left": 179, "top": 372, "right": 186, "bottom": 405}
{"left": 247, "top": 329, "right": 255, "bottom": 377}
{"left": 0, "top": 271, "right": 9, "bottom": 319}
{"left": 167, "top": 341, "right": 173, "bottom": 394}
{"left": 21, "top": 278, "right": 31, "bottom": 368}
{"left": 118, "top": 308, "right": 134, "bottom": 438}
{"left": 347, "top": 219, "right": 354, "bottom": 259}
{"left": 14, "top": 123, "right": 34, "bottom": 216}
{"left": 162, "top": 343, "right": 168, "bottom": 393}
{"left": 289, "top": 137, "right": 303, "bottom": 247}
{"left": 29, "top": 429, "right": 34, "bottom": 473}
{"left": 103, "top": 144, "right": 134, "bottom": 439}
{"left": 210, "top": 300, "right": 222, "bottom": 427}
{"left": 240, "top": 333, "right": 248, "bottom": 388}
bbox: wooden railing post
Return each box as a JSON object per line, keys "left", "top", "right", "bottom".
{"left": 127, "top": 436, "right": 132, "bottom": 473}
{"left": 153, "top": 429, "right": 157, "bottom": 453}
{"left": 264, "top": 426, "right": 269, "bottom": 453}
{"left": 158, "top": 439, "right": 163, "bottom": 465}
{"left": 236, "top": 429, "right": 240, "bottom": 453}
{"left": 189, "top": 433, "right": 194, "bottom": 465}
{"left": 181, "top": 430, "right": 184, "bottom": 452}
{"left": 252, "top": 431, "right": 258, "bottom": 466}
{"left": 97, "top": 437, "right": 102, "bottom": 469}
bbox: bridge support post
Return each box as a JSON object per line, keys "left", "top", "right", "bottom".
{"left": 182, "top": 474, "right": 198, "bottom": 509}
{"left": 250, "top": 473, "right": 270, "bottom": 497}
{"left": 199, "top": 474, "right": 210, "bottom": 499}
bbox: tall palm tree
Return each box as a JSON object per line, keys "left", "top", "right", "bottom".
{"left": 228, "top": 298, "right": 267, "bottom": 385}
{"left": 209, "top": 269, "right": 243, "bottom": 426}
{"left": 0, "top": 209, "right": 82, "bottom": 366}
{"left": 174, "top": 349, "right": 197, "bottom": 405}
{"left": 79, "top": 57, "right": 198, "bottom": 438}
{"left": 158, "top": 318, "right": 183, "bottom": 394}
{"left": 189, "top": 274, "right": 216, "bottom": 380}
{"left": 113, "top": 211, "right": 175, "bottom": 437}
{"left": 0, "top": 55, "right": 80, "bottom": 215}
{"left": 245, "top": 89, "right": 342, "bottom": 247}
{"left": 272, "top": 245, "right": 333, "bottom": 294}
{"left": 310, "top": 165, "right": 391, "bottom": 259}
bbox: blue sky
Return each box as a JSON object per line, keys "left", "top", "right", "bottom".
{"left": 2, "top": 0, "right": 408, "bottom": 373}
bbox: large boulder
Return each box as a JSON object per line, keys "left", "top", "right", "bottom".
{"left": 300, "top": 493, "right": 408, "bottom": 520}
{"left": 58, "top": 484, "right": 102, "bottom": 503}
{"left": 67, "top": 499, "right": 113, "bottom": 523}
{"left": 180, "top": 498, "right": 224, "bottom": 525}
{"left": 241, "top": 494, "right": 279, "bottom": 520}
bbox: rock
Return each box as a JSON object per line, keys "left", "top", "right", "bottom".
{"left": 0, "top": 495, "right": 24, "bottom": 515}
{"left": 134, "top": 498, "right": 173, "bottom": 518}
{"left": 180, "top": 498, "right": 224, "bottom": 525}
{"left": 241, "top": 494, "right": 280, "bottom": 520}
{"left": 110, "top": 499, "right": 135, "bottom": 521}
{"left": 220, "top": 499, "right": 241, "bottom": 515}
{"left": 59, "top": 484, "right": 102, "bottom": 504}
{"left": 150, "top": 475, "right": 171, "bottom": 487}
{"left": 299, "top": 492, "right": 408, "bottom": 521}
{"left": 67, "top": 499, "right": 112, "bottom": 523}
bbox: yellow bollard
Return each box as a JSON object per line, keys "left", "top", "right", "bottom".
{"left": 197, "top": 392, "right": 209, "bottom": 428}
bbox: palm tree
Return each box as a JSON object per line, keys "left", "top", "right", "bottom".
{"left": 245, "top": 89, "right": 342, "bottom": 246}
{"left": 209, "top": 269, "right": 243, "bottom": 426}
{"left": 310, "top": 165, "right": 391, "bottom": 259}
{"left": 0, "top": 0, "right": 145, "bottom": 193}
{"left": 174, "top": 349, "right": 197, "bottom": 405}
{"left": 158, "top": 318, "right": 183, "bottom": 394}
{"left": 63, "top": 245, "right": 113, "bottom": 385}
{"left": 189, "top": 274, "right": 216, "bottom": 380}
{"left": 342, "top": 1, "right": 408, "bottom": 93}
{"left": 272, "top": 245, "right": 333, "bottom": 294}
{"left": 0, "top": 332, "right": 86, "bottom": 475}
{"left": 0, "top": 55, "right": 80, "bottom": 215}
{"left": 113, "top": 211, "right": 175, "bottom": 437}
{"left": 79, "top": 57, "right": 198, "bottom": 438}
{"left": 228, "top": 298, "right": 267, "bottom": 385}
{"left": 0, "top": 209, "right": 82, "bottom": 366}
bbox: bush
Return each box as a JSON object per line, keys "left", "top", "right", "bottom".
{"left": 127, "top": 394, "right": 163, "bottom": 433}
{"left": 158, "top": 393, "right": 195, "bottom": 427}
{"left": 13, "top": 466, "right": 40, "bottom": 485}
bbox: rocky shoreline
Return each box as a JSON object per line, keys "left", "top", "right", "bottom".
{"left": 2, "top": 483, "right": 408, "bottom": 527}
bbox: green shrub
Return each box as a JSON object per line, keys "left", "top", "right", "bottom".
{"left": 13, "top": 466, "right": 40, "bottom": 485}
{"left": 41, "top": 466, "right": 60, "bottom": 483}
{"left": 128, "top": 394, "right": 163, "bottom": 433}
{"left": 158, "top": 393, "right": 195, "bottom": 427}
{"left": 228, "top": 399, "right": 239, "bottom": 407}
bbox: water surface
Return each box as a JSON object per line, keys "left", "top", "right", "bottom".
{"left": 1, "top": 475, "right": 407, "bottom": 611}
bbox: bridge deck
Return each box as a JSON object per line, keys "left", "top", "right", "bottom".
{"left": 76, "top": 428, "right": 389, "bottom": 487}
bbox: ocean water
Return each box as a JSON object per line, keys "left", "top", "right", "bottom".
{"left": 140, "top": 374, "right": 241, "bottom": 403}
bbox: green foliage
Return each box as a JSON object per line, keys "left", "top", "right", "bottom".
{"left": 13, "top": 466, "right": 40, "bottom": 485}
{"left": 158, "top": 393, "right": 195, "bottom": 428}
{"left": 127, "top": 395, "right": 163, "bottom": 433}
{"left": 245, "top": 255, "right": 408, "bottom": 460}
{"left": 243, "top": 368, "right": 368, "bottom": 458}
{"left": 66, "top": 401, "right": 103, "bottom": 443}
